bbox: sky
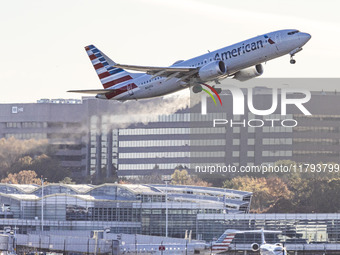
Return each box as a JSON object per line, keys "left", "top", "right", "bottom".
{"left": 1, "top": 0, "right": 340, "bottom": 103}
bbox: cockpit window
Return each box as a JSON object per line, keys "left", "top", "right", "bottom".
{"left": 288, "top": 30, "right": 300, "bottom": 35}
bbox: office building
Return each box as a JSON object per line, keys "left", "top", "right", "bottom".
{"left": 0, "top": 89, "right": 339, "bottom": 178}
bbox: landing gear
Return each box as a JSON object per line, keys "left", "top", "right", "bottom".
{"left": 192, "top": 84, "right": 202, "bottom": 93}
{"left": 214, "top": 79, "right": 221, "bottom": 85}
{"left": 213, "top": 86, "right": 222, "bottom": 94}
{"left": 289, "top": 47, "right": 303, "bottom": 64}
{"left": 192, "top": 83, "right": 222, "bottom": 94}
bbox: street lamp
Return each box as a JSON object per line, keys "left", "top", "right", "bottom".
{"left": 162, "top": 179, "right": 172, "bottom": 238}
{"left": 41, "top": 176, "right": 47, "bottom": 232}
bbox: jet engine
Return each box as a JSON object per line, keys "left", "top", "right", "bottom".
{"left": 251, "top": 243, "right": 260, "bottom": 251}
{"left": 198, "top": 61, "right": 226, "bottom": 81}
{"left": 233, "top": 64, "right": 264, "bottom": 81}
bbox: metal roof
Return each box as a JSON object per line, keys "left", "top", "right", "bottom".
{"left": 65, "top": 184, "right": 94, "bottom": 193}
{"left": 168, "top": 194, "right": 249, "bottom": 206}
{"left": 122, "top": 184, "right": 161, "bottom": 194}
{"left": 151, "top": 184, "right": 252, "bottom": 197}
{"left": 3, "top": 194, "right": 39, "bottom": 200}
{"left": 0, "top": 184, "right": 39, "bottom": 193}
{"left": 0, "top": 183, "right": 251, "bottom": 196}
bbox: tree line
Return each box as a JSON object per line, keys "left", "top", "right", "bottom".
{"left": 1, "top": 137, "right": 339, "bottom": 213}
{"left": 0, "top": 137, "right": 72, "bottom": 183}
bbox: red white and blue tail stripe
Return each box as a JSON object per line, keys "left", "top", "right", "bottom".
{"left": 212, "top": 231, "right": 236, "bottom": 253}
{"left": 85, "top": 45, "right": 133, "bottom": 89}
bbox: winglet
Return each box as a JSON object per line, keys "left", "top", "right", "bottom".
{"left": 261, "top": 228, "right": 266, "bottom": 244}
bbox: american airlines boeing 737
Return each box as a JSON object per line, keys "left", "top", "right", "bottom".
{"left": 69, "top": 29, "right": 311, "bottom": 100}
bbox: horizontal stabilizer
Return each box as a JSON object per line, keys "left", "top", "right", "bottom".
{"left": 67, "top": 89, "right": 114, "bottom": 95}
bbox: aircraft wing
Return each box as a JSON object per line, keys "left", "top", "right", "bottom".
{"left": 114, "top": 64, "right": 197, "bottom": 79}
{"left": 115, "top": 64, "right": 195, "bottom": 73}
{"left": 67, "top": 89, "right": 115, "bottom": 95}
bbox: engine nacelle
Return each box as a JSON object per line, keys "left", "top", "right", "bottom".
{"left": 251, "top": 243, "right": 260, "bottom": 251}
{"left": 198, "top": 61, "right": 226, "bottom": 81}
{"left": 233, "top": 64, "right": 264, "bottom": 82}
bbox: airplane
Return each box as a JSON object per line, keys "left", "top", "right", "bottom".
{"left": 68, "top": 29, "right": 311, "bottom": 100}
{"left": 211, "top": 228, "right": 286, "bottom": 255}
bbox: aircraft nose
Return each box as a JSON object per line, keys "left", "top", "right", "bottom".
{"left": 299, "top": 32, "right": 311, "bottom": 44}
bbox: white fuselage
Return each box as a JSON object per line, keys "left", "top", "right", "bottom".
{"left": 103, "top": 29, "right": 310, "bottom": 100}
{"left": 260, "top": 243, "right": 287, "bottom": 255}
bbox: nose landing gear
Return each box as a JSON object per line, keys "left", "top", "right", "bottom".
{"left": 289, "top": 47, "right": 303, "bottom": 64}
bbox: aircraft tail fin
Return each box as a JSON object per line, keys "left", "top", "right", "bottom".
{"left": 211, "top": 229, "right": 238, "bottom": 253}
{"left": 84, "top": 45, "right": 133, "bottom": 89}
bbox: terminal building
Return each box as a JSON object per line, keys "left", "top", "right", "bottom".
{"left": 0, "top": 183, "right": 251, "bottom": 239}
{"left": 0, "top": 88, "right": 339, "bottom": 179}
{"left": 0, "top": 184, "right": 339, "bottom": 245}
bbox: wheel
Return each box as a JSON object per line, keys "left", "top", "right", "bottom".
{"left": 192, "top": 84, "right": 203, "bottom": 93}
{"left": 290, "top": 59, "right": 296, "bottom": 64}
{"left": 214, "top": 87, "right": 222, "bottom": 94}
